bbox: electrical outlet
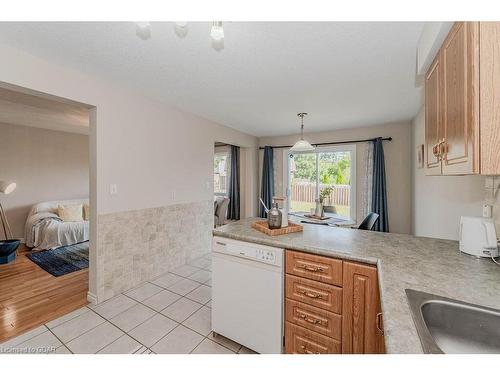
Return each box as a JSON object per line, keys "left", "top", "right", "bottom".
{"left": 110, "top": 184, "right": 118, "bottom": 195}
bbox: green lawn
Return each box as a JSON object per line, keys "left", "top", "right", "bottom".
{"left": 290, "top": 201, "right": 350, "bottom": 218}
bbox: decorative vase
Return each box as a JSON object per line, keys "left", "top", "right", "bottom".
{"left": 314, "top": 200, "right": 324, "bottom": 217}
{"left": 268, "top": 203, "right": 282, "bottom": 229}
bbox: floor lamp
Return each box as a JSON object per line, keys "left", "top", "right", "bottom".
{"left": 0, "top": 181, "right": 16, "bottom": 240}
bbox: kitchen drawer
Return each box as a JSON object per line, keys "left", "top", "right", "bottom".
{"left": 285, "top": 299, "right": 341, "bottom": 340}
{"left": 285, "top": 322, "right": 341, "bottom": 354}
{"left": 286, "top": 250, "right": 342, "bottom": 286}
{"left": 286, "top": 274, "right": 342, "bottom": 314}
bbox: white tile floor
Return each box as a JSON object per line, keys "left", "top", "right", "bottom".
{"left": 0, "top": 253, "right": 256, "bottom": 355}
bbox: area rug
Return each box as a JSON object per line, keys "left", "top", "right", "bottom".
{"left": 27, "top": 241, "right": 89, "bottom": 277}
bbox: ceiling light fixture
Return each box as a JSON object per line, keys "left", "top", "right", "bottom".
{"left": 290, "top": 113, "right": 315, "bottom": 152}
{"left": 210, "top": 22, "right": 224, "bottom": 42}
{"left": 135, "top": 22, "right": 151, "bottom": 40}
{"left": 174, "top": 22, "right": 188, "bottom": 38}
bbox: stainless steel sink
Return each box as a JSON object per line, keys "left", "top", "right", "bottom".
{"left": 406, "top": 289, "right": 500, "bottom": 354}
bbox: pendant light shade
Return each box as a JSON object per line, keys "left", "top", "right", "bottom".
{"left": 211, "top": 22, "right": 224, "bottom": 42}
{"left": 290, "top": 113, "right": 315, "bottom": 152}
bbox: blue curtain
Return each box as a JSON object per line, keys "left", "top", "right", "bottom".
{"left": 227, "top": 145, "right": 240, "bottom": 220}
{"left": 260, "top": 146, "right": 274, "bottom": 218}
{"left": 371, "top": 138, "right": 389, "bottom": 232}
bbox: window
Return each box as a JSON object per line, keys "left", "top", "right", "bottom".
{"left": 214, "top": 151, "right": 229, "bottom": 196}
{"left": 284, "top": 145, "right": 356, "bottom": 220}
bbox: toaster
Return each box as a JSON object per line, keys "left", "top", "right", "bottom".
{"left": 459, "top": 216, "right": 499, "bottom": 258}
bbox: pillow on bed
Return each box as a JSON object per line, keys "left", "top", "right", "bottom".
{"left": 58, "top": 204, "right": 84, "bottom": 222}
{"left": 83, "top": 203, "right": 90, "bottom": 221}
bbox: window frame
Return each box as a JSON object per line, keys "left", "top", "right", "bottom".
{"left": 214, "top": 149, "right": 230, "bottom": 197}
{"left": 282, "top": 144, "right": 357, "bottom": 221}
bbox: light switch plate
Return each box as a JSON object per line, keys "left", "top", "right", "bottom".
{"left": 110, "top": 184, "right": 118, "bottom": 195}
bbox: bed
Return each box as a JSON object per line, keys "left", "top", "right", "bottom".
{"left": 24, "top": 199, "right": 89, "bottom": 250}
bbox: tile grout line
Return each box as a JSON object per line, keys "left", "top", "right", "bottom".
{"left": 1, "top": 256, "right": 213, "bottom": 354}
{"left": 0, "top": 326, "right": 49, "bottom": 349}
{"left": 44, "top": 324, "right": 73, "bottom": 354}
{"left": 89, "top": 304, "right": 161, "bottom": 354}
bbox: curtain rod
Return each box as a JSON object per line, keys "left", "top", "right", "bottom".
{"left": 258, "top": 137, "right": 392, "bottom": 150}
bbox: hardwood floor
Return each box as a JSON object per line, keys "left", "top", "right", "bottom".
{"left": 0, "top": 244, "right": 88, "bottom": 343}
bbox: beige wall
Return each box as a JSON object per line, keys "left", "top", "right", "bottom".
{"left": 411, "top": 106, "right": 488, "bottom": 240}
{"left": 259, "top": 121, "right": 412, "bottom": 234}
{"left": 0, "top": 122, "right": 89, "bottom": 239}
{"left": 0, "top": 42, "right": 258, "bottom": 302}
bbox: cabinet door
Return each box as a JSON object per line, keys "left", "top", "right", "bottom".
{"left": 441, "top": 22, "right": 480, "bottom": 175}
{"left": 480, "top": 22, "right": 500, "bottom": 175}
{"left": 342, "top": 261, "right": 385, "bottom": 354}
{"left": 425, "top": 54, "right": 443, "bottom": 175}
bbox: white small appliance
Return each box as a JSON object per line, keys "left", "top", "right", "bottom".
{"left": 212, "top": 237, "right": 284, "bottom": 354}
{"left": 459, "top": 216, "right": 499, "bottom": 258}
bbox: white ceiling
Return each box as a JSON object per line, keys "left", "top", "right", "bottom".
{"left": 0, "top": 22, "right": 424, "bottom": 137}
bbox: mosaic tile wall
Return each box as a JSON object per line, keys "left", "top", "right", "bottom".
{"left": 96, "top": 200, "right": 213, "bottom": 301}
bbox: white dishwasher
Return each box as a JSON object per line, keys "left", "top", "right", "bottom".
{"left": 212, "top": 237, "right": 284, "bottom": 354}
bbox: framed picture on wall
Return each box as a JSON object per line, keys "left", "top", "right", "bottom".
{"left": 417, "top": 144, "right": 424, "bottom": 169}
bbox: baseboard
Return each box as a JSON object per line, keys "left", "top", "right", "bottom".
{"left": 87, "top": 291, "right": 98, "bottom": 305}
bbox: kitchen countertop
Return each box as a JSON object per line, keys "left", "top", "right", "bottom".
{"left": 213, "top": 218, "right": 500, "bottom": 354}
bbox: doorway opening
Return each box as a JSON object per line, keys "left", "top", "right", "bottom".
{"left": 0, "top": 82, "right": 95, "bottom": 343}
{"left": 213, "top": 142, "right": 241, "bottom": 227}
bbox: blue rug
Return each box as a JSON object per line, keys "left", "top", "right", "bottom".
{"left": 27, "top": 241, "right": 89, "bottom": 277}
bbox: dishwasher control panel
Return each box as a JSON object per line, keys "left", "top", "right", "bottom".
{"left": 213, "top": 237, "right": 283, "bottom": 266}
{"left": 256, "top": 249, "right": 276, "bottom": 264}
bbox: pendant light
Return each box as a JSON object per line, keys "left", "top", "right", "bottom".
{"left": 290, "top": 113, "right": 315, "bottom": 152}
{"left": 210, "top": 22, "right": 224, "bottom": 42}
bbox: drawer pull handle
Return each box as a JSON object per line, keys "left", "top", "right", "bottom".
{"left": 299, "top": 264, "right": 324, "bottom": 273}
{"left": 300, "top": 290, "right": 323, "bottom": 299}
{"left": 298, "top": 313, "right": 322, "bottom": 325}
{"left": 376, "top": 312, "right": 384, "bottom": 335}
{"left": 215, "top": 241, "right": 226, "bottom": 246}
{"left": 300, "top": 345, "right": 320, "bottom": 354}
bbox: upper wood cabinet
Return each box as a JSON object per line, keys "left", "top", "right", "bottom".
{"left": 425, "top": 55, "right": 443, "bottom": 175}
{"left": 425, "top": 22, "right": 500, "bottom": 175}
{"left": 480, "top": 22, "right": 500, "bottom": 174}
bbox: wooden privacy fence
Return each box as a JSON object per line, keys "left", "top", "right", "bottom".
{"left": 291, "top": 182, "right": 351, "bottom": 206}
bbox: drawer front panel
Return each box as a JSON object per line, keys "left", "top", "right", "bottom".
{"left": 286, "top": 250, "right": 343, "bottom": 286}
{"left": 285, "top": 322, "right": 341, "bottom": 354}
{"left": 285, "top": 274, "right": 342, "bottom": 314}
{"left": 285, "top": 299, "right": 341, "bottom": 340}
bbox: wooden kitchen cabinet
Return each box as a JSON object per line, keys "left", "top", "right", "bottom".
{"left": 425, "top": 21, "right": 500, "bottom": 175}
{"left": 342, "top": 261, "right": 385, "bottom": 354}
{"left": 479, "top": 22, "right": 500, "bottom": 174}
{"left": 284, "top": 249, "right": 385, "bottom": 354}
{"left": 441, "top": 22, "right": 479, "bottom": 175}
{"left": 425, "top": 54, "right": 443, "bottom": 175}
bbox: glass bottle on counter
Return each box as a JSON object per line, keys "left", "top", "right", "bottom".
{"left": 268, "top": 203, "right": 282, "bottom": 229}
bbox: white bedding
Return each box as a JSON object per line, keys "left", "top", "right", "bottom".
{"left": 25, "top": 199, "right": 89, "bottom": 250}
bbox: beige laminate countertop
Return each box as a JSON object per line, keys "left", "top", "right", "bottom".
{"left": 213, "top": 218, "right": 500, "bottom": 354}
